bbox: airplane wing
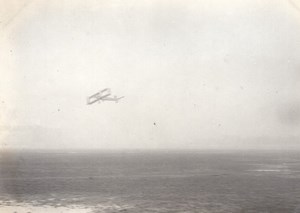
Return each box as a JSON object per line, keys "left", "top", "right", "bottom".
{"left": 100, "top": 88, "right": 111, "bottom": 96}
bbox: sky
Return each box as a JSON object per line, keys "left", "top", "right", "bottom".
{"left": 0, "top": 0, "right": 300, "bottom": 150}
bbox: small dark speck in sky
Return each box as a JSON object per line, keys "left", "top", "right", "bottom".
{"left": 153, "top": 122, "right": 156, "bottom": 126}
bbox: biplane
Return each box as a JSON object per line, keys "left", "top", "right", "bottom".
{"left": 87, "top": 88, "right": 124, "bottom": 105}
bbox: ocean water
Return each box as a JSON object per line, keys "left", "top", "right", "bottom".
{"left": 0, "top": 150, "right": 300, "bottom": 212}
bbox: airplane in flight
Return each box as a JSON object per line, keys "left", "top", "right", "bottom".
{"left": 87, "top": 88, "right": 124, "bottom": 105}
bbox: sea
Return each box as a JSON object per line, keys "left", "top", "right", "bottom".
{"left": 0, "top": 150, "right": 300, "bottom": 213}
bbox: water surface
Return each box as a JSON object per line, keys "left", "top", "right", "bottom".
{"left": 1, "top": 150, "right": 300, "bottom": 212}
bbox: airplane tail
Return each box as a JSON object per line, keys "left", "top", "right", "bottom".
{"left": 115, "top": 96, "right": 124, "bottom": 103}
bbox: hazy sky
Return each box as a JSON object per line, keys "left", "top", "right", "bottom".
{"left": 1, "top": 0, "right": 300, "bottom": 149}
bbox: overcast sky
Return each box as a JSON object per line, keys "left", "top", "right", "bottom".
{"left": 1, "top": 0, "right": 300, "bottom": 150}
